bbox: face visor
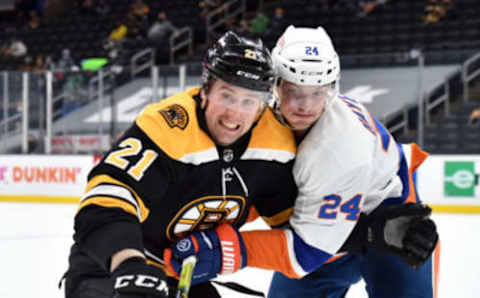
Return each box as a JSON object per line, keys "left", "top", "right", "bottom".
{"left": 276, "top": 80, "right": 338, "bottom": 108}
{"left": 213, "top": 85, "right": 270, "bottom": 113}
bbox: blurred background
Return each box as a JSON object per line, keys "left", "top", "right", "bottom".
{"left": 0, "top": 0, "right": 479, "bottom": 297}
{"left": 0, "top": 0, "right": 479, "bottom": 156}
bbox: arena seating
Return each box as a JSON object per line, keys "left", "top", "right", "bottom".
{"left": 1, "top": 0, "right": 480, "bottom": 154}
{"left": 270, "top": 0, "right": 479, "bottom": 67}
{"left": 1, "top": 0, "right": 479, "bottom": 70}
{"left": 422, "top": 100, "right": 480, "bottom": 154}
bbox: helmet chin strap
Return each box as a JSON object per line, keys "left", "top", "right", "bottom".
{"left": 200, "top": 88, "right": 210, "bottom": 111}
{"left": 271, "top": 79, "right": 292, "bottom": 128}
{"left": 272, "top": 98, "right": 291, "bottom": 129}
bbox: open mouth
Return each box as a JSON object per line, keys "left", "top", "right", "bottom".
{"left": 220, "top": 119, "right": 240, "bottom": 131}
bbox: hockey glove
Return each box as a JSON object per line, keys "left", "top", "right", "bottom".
{"left": 112, "top": 257, "right": 170, "bottom": 298}
{"left": 341, "top": 203, "right": 438, "bottom": 268}
{"left": 164, "top": 223, "right": 247, "bottom": 286}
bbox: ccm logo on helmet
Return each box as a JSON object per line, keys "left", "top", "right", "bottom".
{"left": 236, "top": 70, "right": 260, "bottom": 80}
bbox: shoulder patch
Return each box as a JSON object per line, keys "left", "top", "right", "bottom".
{"left": 159, "top": 104, "right": 189, "bottom": 129}
{"left": 136, "top": 87, "right": 217, "bottom": 164}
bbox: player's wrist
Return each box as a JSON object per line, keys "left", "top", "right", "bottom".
{"left": 111, "top": 248, "right": 146, "bottom": 272}
{"left": 112, "top": 256, "right": 170, "bottom": 298}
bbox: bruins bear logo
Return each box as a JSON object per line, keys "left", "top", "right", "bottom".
{"left": 166, "top": 195, "right": 246, "bottom": 241}
{"left": 159, "top": 104, "right": 189, "bottom": 129}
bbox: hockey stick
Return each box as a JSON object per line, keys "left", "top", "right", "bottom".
{"left": 176, "top": 255, "right": 197, "bottom": 298}
{"left": 212, "top": 280, "right": 265, "bottom": 297}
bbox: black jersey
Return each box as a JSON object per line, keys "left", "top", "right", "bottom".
{"left": 73, "top": 87, "right": 297, "bottom": 269}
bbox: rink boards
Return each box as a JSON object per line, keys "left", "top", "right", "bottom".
{"left": 0, "top": 154, "right": 480, "bottom": 214}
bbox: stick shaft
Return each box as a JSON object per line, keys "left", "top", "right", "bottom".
{"left": 176, "top": 256, "right": 197, "bottom": 298}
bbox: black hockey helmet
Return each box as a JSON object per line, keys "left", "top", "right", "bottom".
{"left": 202, "top": 31, "right": 276, "bottom": 93}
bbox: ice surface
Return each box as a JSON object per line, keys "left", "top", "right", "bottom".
{"left": 0, "top": 203, "right": 478, "bottom": 298}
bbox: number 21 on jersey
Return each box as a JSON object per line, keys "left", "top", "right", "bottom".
{"left": 318, "top": 194, "right": 362, "bottom": 221}
{"left": 104, "top": 137, "right": 158, "bottom": 181}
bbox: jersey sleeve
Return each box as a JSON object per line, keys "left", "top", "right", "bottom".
{"left": 253, "top": 160, "right": 297, "bottom": 228}
{"left": 74, "top": 123, "right": 170, "bottom": 269}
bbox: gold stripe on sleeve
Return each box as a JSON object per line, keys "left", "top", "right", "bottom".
{"left": 82, "top": 174, "right": 150, "bottom": 222}
{"left": 77, "top": 196, "right": 139, "bottom": 218}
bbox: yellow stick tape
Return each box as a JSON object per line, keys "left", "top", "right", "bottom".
{"left": 176, "top": 256, "right": 197, "bottom": 298}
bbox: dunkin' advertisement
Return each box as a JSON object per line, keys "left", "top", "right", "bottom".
{"left": 0, "top": 155, "right": 96, "bottom": 202}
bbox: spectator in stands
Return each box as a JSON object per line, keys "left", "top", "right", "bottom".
{"left": 33, "top": 55, "right": 44, "bottom": 72}
{"left": 129, "top": 0, "right": 150, "bottom": 37}
{"left": 104, "top": 15, "right": 140, "bottom": 65}
{"left": 147, "top": 11, "right": 177, "bottom": 46}
{"left": 0, "top": 37, "right": 27, "bottom": 61}
{"left": 130, "top": 0, "right": 150, "bottom": 21}
{"left": 108, "top": 20, "right": 128, "bottom": 43}
{"left": 266, "top": 7, "right": 286, "bottom": 36}
{"left": 468, "top": 108, "right": 480, "bottom": 127}
{"left": 422, "top": 0, "right": 451, "bottom": 24}
{"left": 20, "top": 55, "right": 34, "bottom": 71}
{"left": 57, "top": 49, "right": 76, "bottom": 71}
{"left": 125, "top": 11, "right": 144, "bottom": 39}
{"left": 147, "top": 11, "right": 178, "bottom": 65}
{"left": 249, "top": 11, "right": 269, "bottom": 37}
{"left": 61, "top": 71, "right": 85, "bottom": 116}
{"left": 44, "top": 55, "right": 56, "bottom": 71}
{"left": 28, "top": 10, "right": 40, "bottom": 29}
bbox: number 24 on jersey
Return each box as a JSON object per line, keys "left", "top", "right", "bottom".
{"left": 318, "top": 194, "right": 362, "bottom": 221}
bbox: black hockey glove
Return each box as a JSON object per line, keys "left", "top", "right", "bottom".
{"left": 112, "top": 257, "right": 170, "bottom": 298}
{"left": 340, "top": 203, "right": 438, "bottom": 268}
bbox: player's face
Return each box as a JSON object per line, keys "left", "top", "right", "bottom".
{"left": 202, "top": 80, "right": 265, "bottom": 146}
{"left": 278, "top": 80, "right": 333, "bottom": 134}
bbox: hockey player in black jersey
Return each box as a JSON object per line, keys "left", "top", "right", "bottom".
{"left": 63, "top": 31, "right": 298, "bottom": 298}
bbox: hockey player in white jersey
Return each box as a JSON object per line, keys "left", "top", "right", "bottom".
{"left": 165, "top": 26, "right": 439, "bottom": 298}
{"left": 264, "top": 25, "right": 439, "bottom": 297}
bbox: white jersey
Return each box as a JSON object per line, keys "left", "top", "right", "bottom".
{"left": 283, "top": 94, "right": 422, "bottom": 277}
